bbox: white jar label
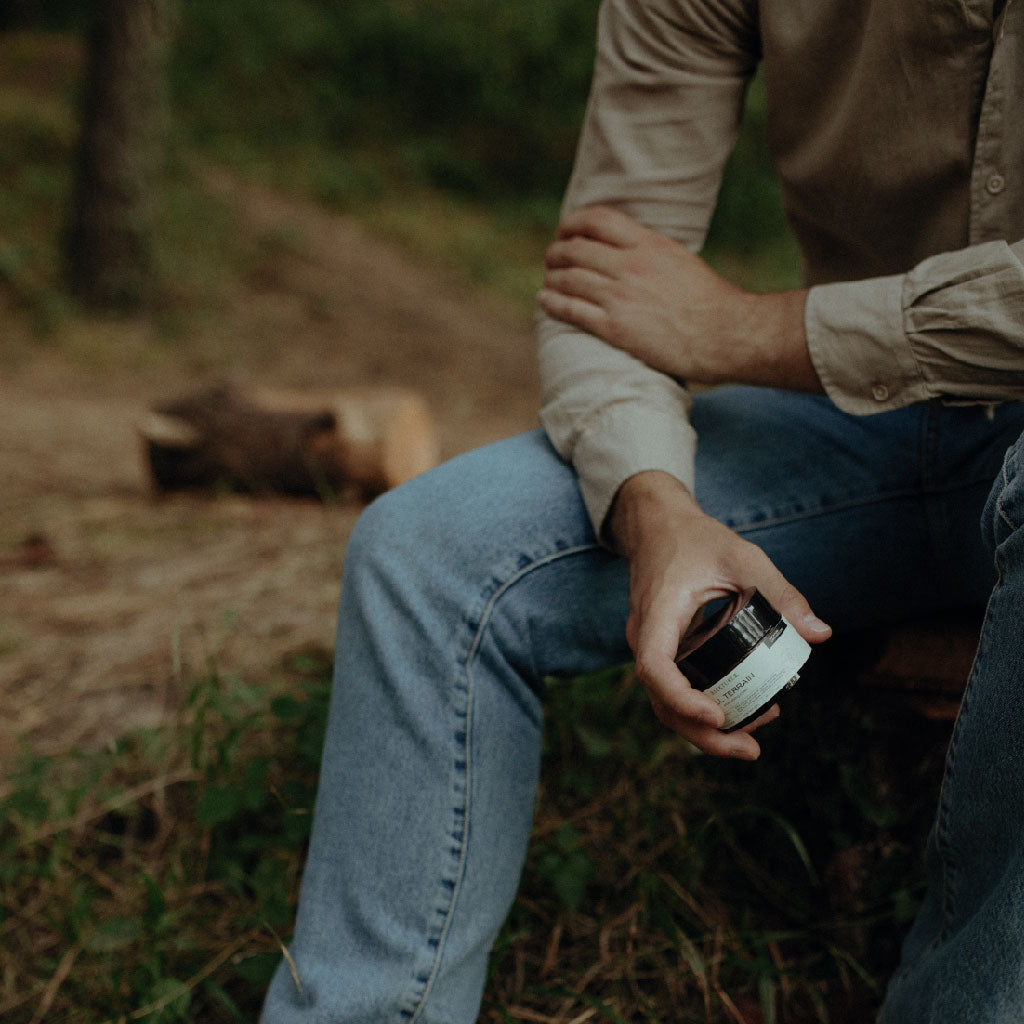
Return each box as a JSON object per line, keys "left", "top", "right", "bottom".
{"left": 702, "top": 619, "right": 811, "bottom": 730}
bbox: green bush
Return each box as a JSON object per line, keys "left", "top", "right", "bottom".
{"left": 173, "top": 0, "right": 599, "bottom": 199}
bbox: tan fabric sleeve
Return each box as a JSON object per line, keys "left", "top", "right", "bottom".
{"left": 806, "top": 238, "right": 1024, "bottom": 415}
{"left": 537, "top": 0, "right": 759, "bottom": 536}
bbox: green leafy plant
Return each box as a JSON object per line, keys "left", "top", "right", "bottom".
{"left": 0, "top": 648, "right": 331, "bottom": 1023}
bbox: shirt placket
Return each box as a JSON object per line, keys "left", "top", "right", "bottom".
{"left": 969, "top": 1, "right": 1012, "bottom": 245}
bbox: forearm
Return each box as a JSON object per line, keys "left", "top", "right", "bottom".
{"left": 537, "top": 308, "right": 699, "bottom": 537}
{"left": 695, "top": 285, "right": 819, "bottom": 393}
{"left": 537, "top": 0, "right": 759, "bottom": 539}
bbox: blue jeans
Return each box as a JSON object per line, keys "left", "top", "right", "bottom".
{"left": 260, "top": 387, "right": 1024, "bottom": 1024}
{"left": 878, "top": 426, "right": 1024, "bottom": 1023}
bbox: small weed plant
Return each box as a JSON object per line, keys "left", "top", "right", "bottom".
{"left": 0, "top": 648, "right": 332, "bottom": 1024}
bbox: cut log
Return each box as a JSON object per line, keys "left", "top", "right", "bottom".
{"left": 140, "top": 383, "right": 438, "bottom": 500}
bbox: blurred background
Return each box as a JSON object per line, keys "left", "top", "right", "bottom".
{"left": 4, "top": 4, "right": 940, "bottom": 1024}
{"left": 0, "top": 0, "right": 797, "bottom": 760}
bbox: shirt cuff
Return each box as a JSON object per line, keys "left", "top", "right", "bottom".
{"left": 554, "top": 401, "right": 698, "bottom": 540}
{"left": 805, "top": 273, "right": 931, "bottom": 414}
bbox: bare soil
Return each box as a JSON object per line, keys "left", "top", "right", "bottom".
{"left": 0, "top": 173, "right": 540, "bottom": 765}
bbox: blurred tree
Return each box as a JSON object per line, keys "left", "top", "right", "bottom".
{"left": 64, "top": 0, "right": 175, "bottom": 309}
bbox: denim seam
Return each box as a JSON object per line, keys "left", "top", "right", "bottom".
{"left": 727, "top": 476, "right": 998, "bottom": 534}
{"left": 935, "top": 576, "right": 1000, "bottom": 943}
{"left": 878, "top": 584, "right": 995, "bottom": 1019}
{"left": 404, "top": 541, "right": 601, "bottom": 1023}
{"left": 884, "top": 453, "right": 1016, "bottom": 997}
{"left": 996, "top": 455, "right": 1019, "bottom": 534}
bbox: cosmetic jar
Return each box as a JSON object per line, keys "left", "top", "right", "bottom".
{"left": 675, "top": 588, "right": 810, "bottom": 731}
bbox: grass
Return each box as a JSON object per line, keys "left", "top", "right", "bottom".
{"left": 0, "top": 648, "right": 332, "bottom": 1024}
{"left": 0, "top": 644, "right": 951, "bottom": 1023}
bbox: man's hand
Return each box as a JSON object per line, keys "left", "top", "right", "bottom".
{"left": 538, "top": 205, "right": 821, "bottom": 393}
{"left": 609, "top": 471, "right": 831, "bottom": 760}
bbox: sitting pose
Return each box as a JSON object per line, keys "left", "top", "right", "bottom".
{"left": 263, "top": 1, "right": 1024, "bottom": 1021}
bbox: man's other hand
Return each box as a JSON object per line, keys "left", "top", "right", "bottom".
{"left": 539, "top": 205, "right": 821, "bottom": 394}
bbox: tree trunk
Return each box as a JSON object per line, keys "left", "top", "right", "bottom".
{"left": 65, "top": 0, "right": 174, "bottom": 309}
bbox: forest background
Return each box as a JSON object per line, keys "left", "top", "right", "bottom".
{"left": 1, "top": 2, "right": 948, "bottom": 1023}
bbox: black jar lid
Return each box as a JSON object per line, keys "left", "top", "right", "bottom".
{"left": 675, "top": 588, "right": 782, "bottom": 690}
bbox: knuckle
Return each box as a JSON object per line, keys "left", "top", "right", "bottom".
{"left": 604, "top": 314, "right": 625, "bottom": 345}
{"left": 566, "top": 237, "right": 590, "bottom": 262}
{"left": 633, "top": 654, "right": 656, "bottom": 687}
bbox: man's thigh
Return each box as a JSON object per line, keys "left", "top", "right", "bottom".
{"left": 692, "top": 388, "right": 1024, "bottom": 630}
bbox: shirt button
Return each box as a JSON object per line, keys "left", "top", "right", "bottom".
{"left": 872, "top": 384, "right": 890, "bottom": 402}
{"left": 987, "top": 173, "right": 1006, "bottom": 195}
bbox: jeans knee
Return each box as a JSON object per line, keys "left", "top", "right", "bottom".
{"left": 344, "top": 484, "right": 433, "bottom": 587}
{"left": 342, "top": 471, "right": 479, "bottom": 623}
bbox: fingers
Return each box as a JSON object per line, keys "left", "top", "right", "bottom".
{"left": 746, "top": 552, "right": 832, "bottom": 645}
{"left": 536, "top": 286, "right": 608, "bottom": 338}
{"left": 539, "top": 231, "right": 625, "bottom": 332}
{"left": 636, "top": 643, "right": 724, "bottom": 730}
{"left": 540, "top": 265, "right": 611, "bottom": 307}
{"left": 649, "top": 691, "right": 764, "bottom": 760}
{"left": 648, "top": 684, "right": 782, "bottom": 761}
{"left": 556, "top": 204, "right": 644, "bottom": 245}
{"left": 545, "top": 235, "right": 621, "bottom": 275}
{"left": 629, "top": 584, "right": 771, "bottom": 761}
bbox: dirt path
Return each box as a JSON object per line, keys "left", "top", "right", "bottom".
{"left": 0, "top": 175, "right": 540, "bottom": 763}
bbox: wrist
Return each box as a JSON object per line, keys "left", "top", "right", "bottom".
{"left": 607, "top": 471, "right": 703, "bottom": 557}
{"left": 726, "top": 288, "right": 819, "bottom": 392}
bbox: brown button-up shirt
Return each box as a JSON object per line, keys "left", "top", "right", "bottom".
{"left": 537, "top": 0, "right": 1024, "bottom": 533}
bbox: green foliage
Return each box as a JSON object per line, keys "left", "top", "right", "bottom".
{"left": 173, "top": 0, "right": 599, "bottom": 200}
{"left": 167, "top": 0, "right": 801, "bottom": 295}
{"left": 167, "top": 0, "right": 800, "bottom": 286}
{"left": 1, "top": 2, "right": 800, "bottom": 340}
{"left": 0, "top": 649, "right": 331, "bottom": 1023}
{"left": 0, "top": 61, "right": 78, "bottom": 331}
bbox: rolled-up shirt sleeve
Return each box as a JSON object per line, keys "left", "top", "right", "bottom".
{"left": 537, "top": 0, "right": 759, "bottom": 536}
{"left": 806, "top": 238, "right": 1024, "bottom": 414}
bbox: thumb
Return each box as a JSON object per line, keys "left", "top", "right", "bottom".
{"left": 756, "top": 575, "right": 832, "bottom": 646}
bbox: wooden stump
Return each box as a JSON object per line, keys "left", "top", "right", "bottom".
{"left": 853, "top": 611, "right": 983, "bottom": 720}
{"left": 139, "top": 383, "right": 439, "bottom": 501}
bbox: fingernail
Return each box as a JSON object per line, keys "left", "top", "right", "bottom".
{"left": 703, "top": 705, "right": 725, "bottom": 728}
{"left": 803, "top": 613, "right": 831, "bottom": 636}
{"left": 732, "top": 739, "right": 759, "bottom": 761}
